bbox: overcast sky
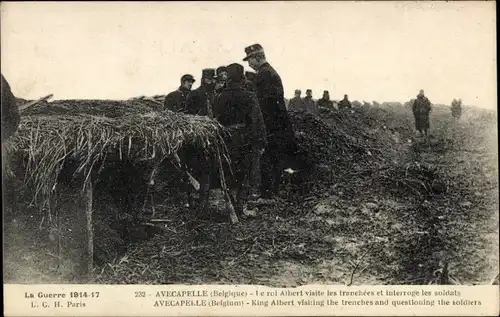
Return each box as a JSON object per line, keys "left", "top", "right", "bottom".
{"left": 1, "top": 1, "right": 496, "bottom": 109}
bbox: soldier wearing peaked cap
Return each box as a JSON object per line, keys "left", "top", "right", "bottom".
{"left": 164, "top": 74, "right": 195, "bottom": 113}
{"left": 243, "top": 43, "right": 298, "bottom": 200}
{"left": 212, "top": 63, "right": 267, "bottom": 216}
{"left": 303, "top": 89, "right": 318, "bottom": 115}
{"left": 186, "top": 68, "right": 216, "bottom": 116}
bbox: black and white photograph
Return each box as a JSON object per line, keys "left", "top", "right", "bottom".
{"left": 2, "top": 0, "right": 498, "bottom": 294}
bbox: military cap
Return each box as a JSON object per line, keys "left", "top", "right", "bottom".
{"left": 306, "top": 89, "right": 312, "bottom": 93}
{"left": 215, "top": 66, "right": 227, "bottom": 79}
{"left": 202, "top": 69, "right": 216, "bottom": 79}
{"left": 243, "top": 43, "right": 265, "bottom": 61}
{"left": 294, "top": 89, "right": 301, "bottom": 94}
{"left": 226, "top": 63, "right": 245, "bottom": 82}
{"left": 180, "top": 74, "right": 195, "bottom": 83}
{"left": 323, "top": 90, "right": 329, "bottom": 94}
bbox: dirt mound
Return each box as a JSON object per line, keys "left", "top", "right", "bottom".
{"left": 289, "top": 109, "right": 378, "bottom": 168}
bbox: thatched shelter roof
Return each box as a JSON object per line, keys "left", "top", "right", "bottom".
{"left": 7, "top": 99, "right": 228, "bottom": 208}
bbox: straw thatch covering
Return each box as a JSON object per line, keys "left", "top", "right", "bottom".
{"left": 7, "top": 99, "right": 229, "bottom": 210}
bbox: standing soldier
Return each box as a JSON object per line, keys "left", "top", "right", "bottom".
{"left": 288, "top": 89, "right": 307, "bottom": 112}
{"left": 243, "top": 43, "right": 297, "bottom": 200}
{"left": 186, "top": 69, "right": 216, "bottom": 116}
{"left": 1, "top": 74, "right": 20, "bottom": 144}
{"left": 451, "top": 98, "right": 462, "bottom": 119}
{"left": 412, "top": 89, "right": 432, "bottom": 137}
{"left": 184, "top": 69, "right": 216, "bottom": 213}
{"left": 164, "top": 74, "right": 195, "bottom": 112}
{"left": 317, "top": 90, "right": 334, "bottom": 110}
{"left": 338, "top": 94, "right": 352, "bottom": 110}
{"left": 303, "top": 89, "right": 318, "bottom": 115}
{"left": 212, "top": 63, "right": 267, "bottom": 216}
{"left": 215, "top": 66, "right": 228, "bottom": 95}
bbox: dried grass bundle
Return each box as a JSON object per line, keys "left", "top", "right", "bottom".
{"left": 8, "top": 99, "right": 229, "bottom": 210}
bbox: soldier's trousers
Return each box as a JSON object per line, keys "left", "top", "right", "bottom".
{"left": 260, "top": 147, "right": 283, "bottom": 198}
{"left": 224, "top": 147, "right": 253, "bottom": 215}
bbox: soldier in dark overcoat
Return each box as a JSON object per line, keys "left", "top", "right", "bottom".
{"left": 212, "top": 63, "right": 267, "bottom": 215}
{"left": 1, "top": 74, "right": 20, "bottom": 144}
{"left": 182, "top": 69, "right": 216, "bottom": 212}
{"left": 412, "top": 89, "right": 432, "bottom": 137}
{"left": 451, "top": 98, "right": 462, "bottom": 119}
{"left": 163, "top": 74, "right": 195, "bottom": 112}
{"left": 243, "top": 43, "right": 298, "bottom": 199}
{"left": 303, "top": 89, "right": 318, "bottom": 115}
{"left": 288, "top": 89, "right": 307, "bottom": 112}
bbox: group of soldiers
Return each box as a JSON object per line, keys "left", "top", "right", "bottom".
{"left": 288, "top": 89, "right": 352, "bottom": 115}
{"left": 164, "top": 43, "right": 297, "bottom": 217}
{"left": 1, "top": 47, "right": 466, "bottom": 219}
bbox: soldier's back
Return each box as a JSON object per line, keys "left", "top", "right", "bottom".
{"left": 213, "top": 86, "right": 254, "bottom": 125}
{"left": 186, "top": 86, "right": 210, "bottom": 115}
{"left": 164, "top": 89, "right": 187, "bottom": 112}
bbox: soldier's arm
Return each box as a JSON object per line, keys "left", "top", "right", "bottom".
{"left": 163, "top": 92, "right": 175, "bottom": 111}
{"left": 259, "top": 70, "right": 282, "bottom": 100}
{"left": 248, "top": 93, "right": 267, "bottom": 150}
{"left": 211, "top": 94, "right": 223, "bottom": 120}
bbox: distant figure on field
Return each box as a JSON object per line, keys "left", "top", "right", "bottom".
{"left": 451, "top": 98, "right": 462, "bottom": 119}
{"left": 164, "top": 74, "right": 195, "bottom": 113}
{"left": 338, "top": 94, "right": 352, "bottom": 110}
{"left": 412, "top": 89, "right": 432, "bottom": 137}
{"left": 303, "top": 89, "right": 318, "bottom": 115}
{"left": 1, "top": 74, "right": 21, "bottom": 143}
{"left": 288, "top": 89, "right": 307, "bottom": 112}
{"left": 212, "top": 63, "right": 267, "bottom": 216}
{"left": 186, "top": 69, "right": 216, "bottom": 116}
{"left": 317, "top": 90, "right": 334, "bottom": 110}
{"left": 243, "top": 43, "right": 297, "bottom": 200}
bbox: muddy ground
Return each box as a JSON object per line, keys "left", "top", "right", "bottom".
{"left": 3, "top": 104, "right": 498, "bottom": 286}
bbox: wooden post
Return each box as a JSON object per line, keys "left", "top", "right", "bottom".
{"left": 84, "top": 177, "right": 94, "bottom": 281}
{"left": 215, "top": 148, "right": 238, "bottom": 224}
